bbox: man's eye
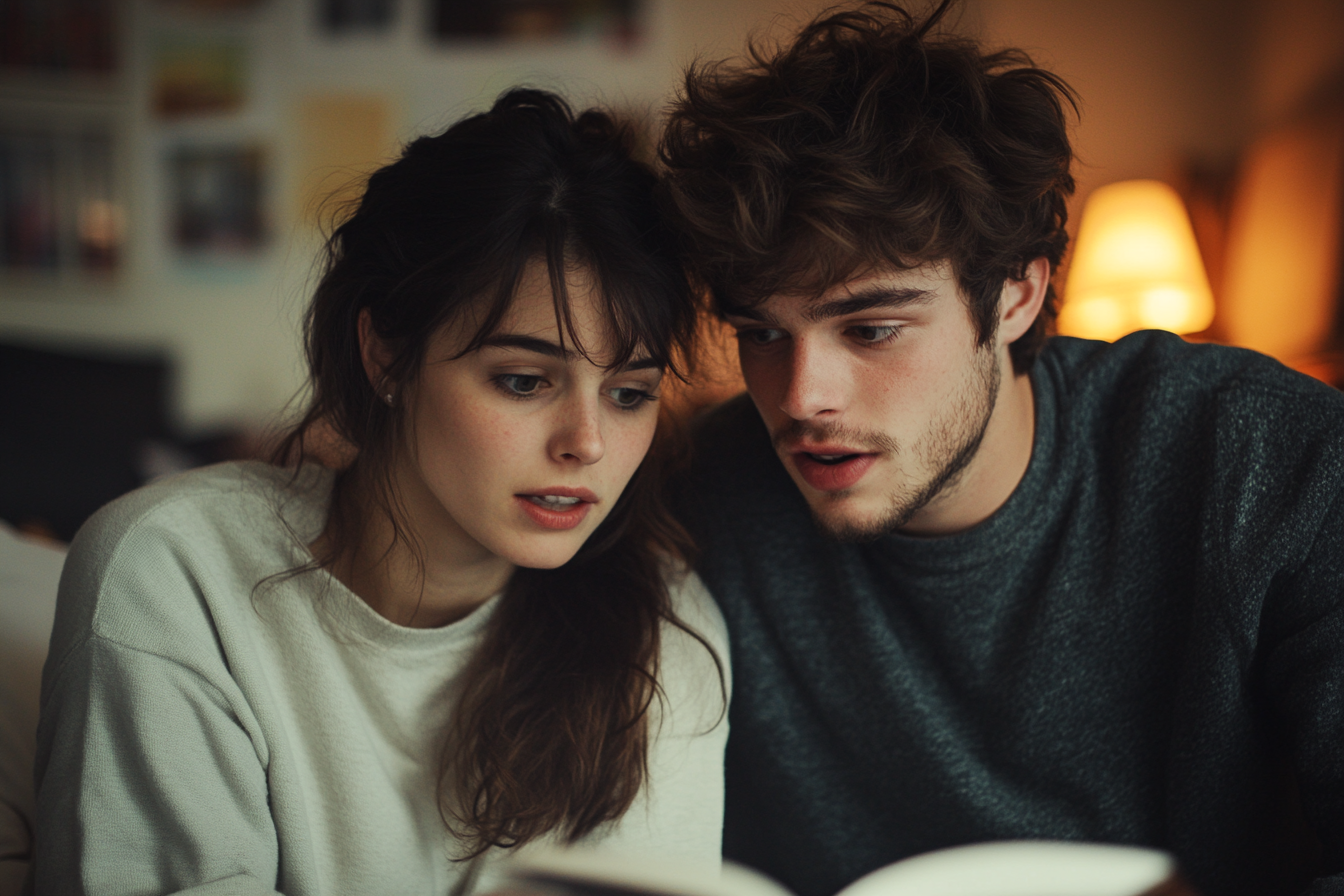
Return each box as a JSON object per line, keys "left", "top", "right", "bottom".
{"left": 737, "top": 328, "right": 785, "bottom": 346}
{"left": 495, "top": 374, "right": 544, "bottom": 397}
{"left": 608, "top": 387, "right": 655, "bottom": 409}
{"left": 850, "top": 325, "right": 901, "bottom": 344}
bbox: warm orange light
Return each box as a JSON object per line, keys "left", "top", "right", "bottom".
{"left": 1059, "top": 179, "right": 1214, "bottom": 341}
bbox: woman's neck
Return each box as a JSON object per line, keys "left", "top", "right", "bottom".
{"left": 314, "top": 472, "right": 513, "bottom": 629}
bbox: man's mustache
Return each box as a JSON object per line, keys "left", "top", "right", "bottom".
{"left": 770, "top": 419, "right": 901, "bottom": 455}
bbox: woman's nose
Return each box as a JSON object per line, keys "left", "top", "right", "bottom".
{"left": 549, "top": 397, "right": 606, "bottom": 464}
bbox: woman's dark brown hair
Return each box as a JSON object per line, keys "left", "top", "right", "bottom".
{"left": 659, "top": 0, "right": 1078, "bottom": 373}
{"left": 274, "top": 88, "right": 711, "bottom": 858}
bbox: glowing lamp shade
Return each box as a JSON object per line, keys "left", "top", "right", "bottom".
{"left": 1060, "top": 179, "right": 1214, "bottom": 341}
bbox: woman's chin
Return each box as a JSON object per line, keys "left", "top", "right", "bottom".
{"left": 491, "top": 532, "right": 588, "bottom": 571}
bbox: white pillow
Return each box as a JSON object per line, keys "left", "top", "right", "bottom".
{"left": 0, "top": 523, "right": 66, "bottom": 896}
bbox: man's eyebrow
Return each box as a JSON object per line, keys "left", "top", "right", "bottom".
{"left": 723, "top": 287, "right": 935, "bottom": 325}
{"left": 804, "top": 287, "right": 935, "bottom": 322}
{"left": 482, "top": 334, "right": 661, "bottom": 372}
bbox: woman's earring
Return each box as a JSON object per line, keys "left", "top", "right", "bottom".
{"left": 383, "top": 391, "right": 395, "bottom": 407}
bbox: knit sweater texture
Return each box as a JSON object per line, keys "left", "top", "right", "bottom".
{"left": 31, "top": 461, "right": 729, "bottom": 896}
{"left": 674, "top": 332, "right": 1344, "bottom": 896}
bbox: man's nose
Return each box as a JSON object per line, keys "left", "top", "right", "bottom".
{"left": 778, "top": 339, "right": 848, "bottom": 420}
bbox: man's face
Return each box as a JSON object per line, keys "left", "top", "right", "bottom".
{"left": 727, "top": 262, "right": 1003, "bottom": 540}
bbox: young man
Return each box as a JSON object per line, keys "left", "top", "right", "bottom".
{"left": 659, "top": 3, "right": 1344, "bottom": 895}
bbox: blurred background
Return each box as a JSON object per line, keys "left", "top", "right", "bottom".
{"left": 1, "top": 0, "right": 1342, "bottom": 540}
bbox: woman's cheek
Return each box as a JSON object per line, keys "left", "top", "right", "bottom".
{"left": 614, "top": 414, "right": 659, "bottom": 478}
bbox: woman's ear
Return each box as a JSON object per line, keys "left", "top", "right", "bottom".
{"left": 358, "top": 308, "right": 396, "bottom": 399}
{"left": 997, "top": 256, "right": 1051, "bottom": 347}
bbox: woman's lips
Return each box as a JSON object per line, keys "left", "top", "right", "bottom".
{"left": 514, "top": 488, "right": 597, "bottom": 530}
{"left": 791, "top": 451, "right": 878, "bottom": 492}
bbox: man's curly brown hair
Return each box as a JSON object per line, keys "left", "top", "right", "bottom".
{"left": 659, "top": 0, "right": 1078, "bottom": 372}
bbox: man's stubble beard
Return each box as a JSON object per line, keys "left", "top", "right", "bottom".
{"left": 798, "top": 345, "right": 1002, "bottom": 542}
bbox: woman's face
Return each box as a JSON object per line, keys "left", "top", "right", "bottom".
{"left": 388, "top": 258, "right": 664, "bottom": 571}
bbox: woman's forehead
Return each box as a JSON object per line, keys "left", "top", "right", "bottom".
{"left": 447, "top": 261, "right": 655, "bottom": 370}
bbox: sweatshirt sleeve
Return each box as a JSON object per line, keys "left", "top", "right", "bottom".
{"left": 31, "top": 502, "right": 283, "bottom": 896}
{"left": 586, "top": 569, "right": 731, "bottom": 869}
{"left": 1262, "top": 485, "right": 1344, "bottom": 894}
{"left": 32, "top": 638, "right": 281, "bottom": 896}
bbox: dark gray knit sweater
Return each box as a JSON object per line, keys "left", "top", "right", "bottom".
{"left": 673, "top": 332, "right": 1344, "bottom": 896}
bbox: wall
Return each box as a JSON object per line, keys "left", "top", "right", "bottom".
{"left": 970, "top": 0, "right": 1253, "bottom": 238}
{"left": 1217, "top": 0, "right": 1344, "bottom": 363}
{"left": 0, "top": 0, "right": 1269, "bottom": 431}
{"left": 1247, "top": 0, "right": 1344, "bottom": 128}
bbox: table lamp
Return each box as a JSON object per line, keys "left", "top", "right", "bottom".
{"left": 1058, "top": 179, "right": 1214, "bottom": 341}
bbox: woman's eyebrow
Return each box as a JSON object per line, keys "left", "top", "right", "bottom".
{"left": 482, "top": 334, "right": 660, "bottom": 372}
{"left": 481, "top": 334, "right": 572, "bottom": 359}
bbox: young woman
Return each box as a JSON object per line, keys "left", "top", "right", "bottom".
{"left": 30, "top": 90, "right": 728, "bottom": 896}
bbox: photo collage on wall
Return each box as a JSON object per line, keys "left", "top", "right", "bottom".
{"left": 2, "top": 0, "right": 651, "bottom": 279}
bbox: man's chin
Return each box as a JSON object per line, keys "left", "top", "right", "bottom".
{"left": 805, "top": 475, "right": 947, "bottom": 541}
{"left": 807, "top": 495, "right": 903, "bottom": 543}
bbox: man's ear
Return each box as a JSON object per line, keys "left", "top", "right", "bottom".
{"left": 358, "top": 308, "right": 395, "bottom": 393}
{"left": 997, "top": 256, "right": 1051, "bottom": 347}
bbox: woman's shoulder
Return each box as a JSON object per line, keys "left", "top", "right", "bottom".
{"left": 69, "top": 461, "right": 329, "bottom": 568}
{"left": 657, "top": 560, "right": 731, "bottom": 723}
{"left": 81, "top": 460, "right": 324, "bottom": 536}
{"left": 661, "top": 562, "right": 727, "bottom": 649}
{"left": 52, "top": 461, "right": 331, "bottom": 673}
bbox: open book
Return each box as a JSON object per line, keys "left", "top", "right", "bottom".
{"left": 495, "top": 841, "right": 1196, "bottom": 896}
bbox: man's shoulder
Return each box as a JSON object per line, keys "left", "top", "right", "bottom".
{"left": 1039, "top": 333, "right": 1344, "bottom": 540}
{"left": 1041, "top": 332, "right": 1344, "bottom": 437}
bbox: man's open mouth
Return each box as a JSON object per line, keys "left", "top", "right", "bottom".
{"left": 791, "top": 451, "right": 878, "bottom": 492}
{"left": 805, "top": 453, "right": 861, "bottom": 466}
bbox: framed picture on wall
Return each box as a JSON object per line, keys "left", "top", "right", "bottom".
{"left": 0, "top": 0, "right": 118, "bottom": 74}
{"left": 155, "top": 0, "right": 268, "bottom": 12}
{"left": 430, "top": 0, "right": 638, "bottom": 44}
{"left": 320, "top": 0, "right": 395, "bottom": 32}
{"left": 0, "top": 127, "right": 123, "bottom": 275}
{"left": 151, "top": 36, "right": 247, "bottom": 120}
{"left": 166, "top": 143, "right": 268, "bottom": 256}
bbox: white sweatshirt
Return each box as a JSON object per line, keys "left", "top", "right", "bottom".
{"left": 31, "top": 462, "right": 729, "bottom": 896}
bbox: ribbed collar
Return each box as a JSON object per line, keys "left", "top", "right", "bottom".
{"left": 265, "top": 460, "right": 502, "bottom": 653}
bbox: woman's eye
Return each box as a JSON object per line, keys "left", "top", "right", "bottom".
{"left": 495, "top": 374, "right": 545, "bottom": 397}
{"left": 608, "top": 387, "right": 654, "bottom": 409}
{"left": 737, "top": 328, "right": 785, "bottom": 346}
{"left": 849, "top": 325, "right": 901, "bottom": 344}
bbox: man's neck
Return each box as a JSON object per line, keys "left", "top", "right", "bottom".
{"left": 899, "top": 359, "right": 1036, "bottom": 537}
